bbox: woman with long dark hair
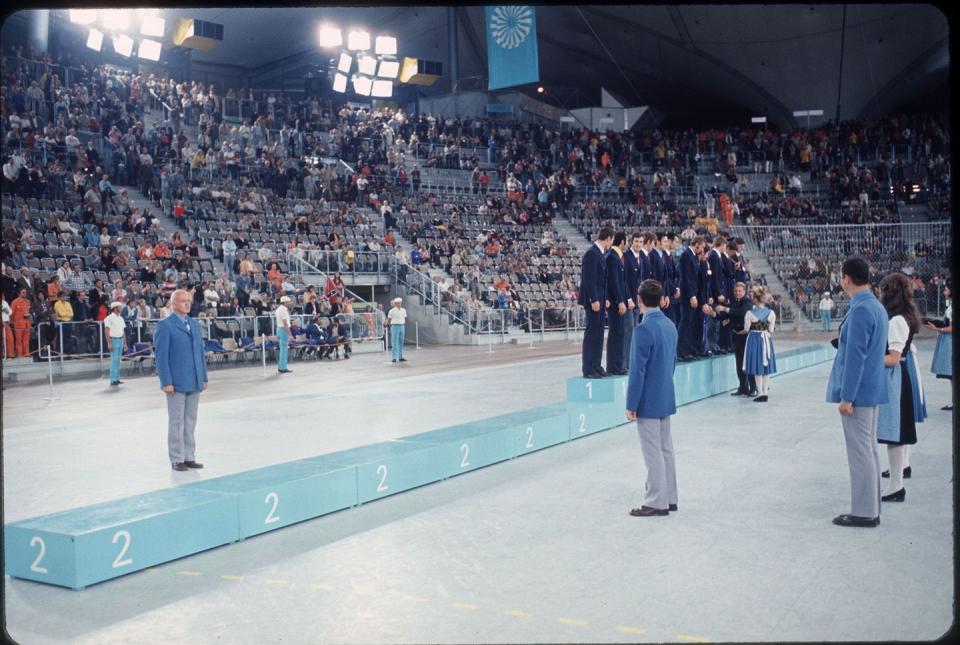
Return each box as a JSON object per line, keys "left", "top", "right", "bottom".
{"left": 876, "top": 272, "right": 927, "bottom": 501}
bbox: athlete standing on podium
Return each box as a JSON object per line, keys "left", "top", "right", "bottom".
{"left": 579, "top": 227, "right": 613, "bottom": 378}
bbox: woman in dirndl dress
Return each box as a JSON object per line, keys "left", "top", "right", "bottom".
{"left": 876, "top": 273, "right": 927, "bottom": 501}
{"left": 742, "top": 285, "right": 777, "bottom": 403}
{"left": 926, "top": 284, "right": 952, "bottom": 411}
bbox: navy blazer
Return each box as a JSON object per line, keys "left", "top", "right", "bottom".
{"left": 649, "top": 249, "right": 665, "bottom": 287}
{"left": 698, "top": 258, "right": 710, "bottom": 304}
{"left": 578, "top": 244, "right": 607, "bottom": 307}
{"left": 733, "top": 253, "right": 749, "bottom": 285}
{"left": 707, "top": 249, "right": 724, "bottom": 300}
{"left": 826, "top": 289, "right": 890, "bottom": 406}
{"left": 623, "top": 250, "right": 642, "bottom": 302}
{"left": 626, "top": 308, "right": 678, "bottom": 418}
{"left": 605, "top": 249, "right": 627, "bottom": 307}
{"left": 721, "top": 253, "right": 735, "bottom": 298}
{"left": 638, "top": 250, "right": 652, "bottom": 284}
{"left": 155, "top": 313, "right": 208, "bottom": 393}
{"left": 663, "top": 250, "right": 677, "bottom": 296}
{"left": 678, "top": 247, "right": 699, "bottom": 300}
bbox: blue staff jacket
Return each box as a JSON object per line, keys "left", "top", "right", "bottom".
{"left": 626, "top": 308, "right": 678, "bottom": 418}
{"left": 826, "top": 289, "right": 889, "bottom": 406}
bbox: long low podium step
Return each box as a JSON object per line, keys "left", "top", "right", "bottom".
{"left": 5, "top": 344, "right": 834, "bottom": 589}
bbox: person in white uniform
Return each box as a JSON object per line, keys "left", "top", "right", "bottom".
{"left": 386, "top": 297, "right": 408, "bottom": 363}
{"left": 104, "top": 301, "right": 126, "bottom": 386}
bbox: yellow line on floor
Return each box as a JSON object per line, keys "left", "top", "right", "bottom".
{"left": 266, "top": 579, "right": 289, "bottom": 586}
{"left": 615, "top": 626, "right": 647, "bottom": 635}
{"left": 451, "top": 602, "right": 479, "bottom": 610}
{"left": 503, "top": 609, "right": 531, "bottom": 618}
{"left": 402, "top": 595, "right": 430, "bottom": 603}
{"left": 677, "top": 635, "right": 710, "bottom": 643}
{"left": 176, "top": 571, "right": 202, "bottom": 577}
{"left": 221, "top": 575, "right": 244, "bottom": 581}
{"left": 558, "top": 617, "right": 589, "bottom": 626}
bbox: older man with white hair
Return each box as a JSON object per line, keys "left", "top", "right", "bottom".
{"left": 154, "top": 289, "right": 208, "bottom": 471}
{"left": 386, "top": 296, "right": 408, "bottom": 363}
{"left": 276, "top": 295, "right": 293, "bottom": 374}
{"left": 104, "top": 301, "right": 126, "bottom": 386}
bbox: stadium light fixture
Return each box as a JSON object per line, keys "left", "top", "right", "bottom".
{"left": 352, "top": 75, "right": 372, "bottom": 96}
{"left": 371, "top": 79, "right": 393, "bottom": 98}
{"left": 377, "top": 60, "right": 400, "bottom": 79}
{"left": 112, "top": 34, "right": 134, "bottom": 57}
{"left": 374, "top": 35, "right": 397, "bottom": 56}
{"left": 332, "top": 73, "right": 348, "bottom": 93}
{"left": 751, "top": 116, "right": 767, "bottom": 124}
{"left": 101, "top": 9, "right": 132, "bottom": 32}
{"left": 70, "top": 9, "right": 97, "bottom": 25}
{"left": 318, "top": 25, "right": 343, "bottom": 48}
{"left": 86, "top": 28, "right": 104, "bottom": 51}
{"left": 138, "top": 38, "right": 162, "bottom": 61}
{"left": 140, "top": 15, "right": 165, "bottom": 38}
{"left": 347, "top": 30, "right": 371, "bottom": 51}
{"left": 357, "top": 55, "right": 377, "bottom": 76}
{"left": 337, "top": 52, "right": 353, "bottom": 74}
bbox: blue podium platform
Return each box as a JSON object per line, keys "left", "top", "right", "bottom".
{"left": 185, "top": 458, "right": 357, "bottom": 539}
{"left": 6, "top": 345, "right": 834, "bottom": 589}
{"left": 3, "top": 489, "right": 238, "bottom": 589}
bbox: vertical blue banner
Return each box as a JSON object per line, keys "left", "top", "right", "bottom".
{"left": 486, "top": 6, "right": 540, "bottom": 91}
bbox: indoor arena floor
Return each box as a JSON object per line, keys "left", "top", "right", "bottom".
{"left": 3, "top": 339, "right": 954, "bottom": 643}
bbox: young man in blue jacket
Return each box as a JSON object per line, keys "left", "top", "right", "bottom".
{"left": 625, "top": 279, "right": 679, "bottom": 517}
{"left": 579, "top": 227, "right": 613, "bottom": 378}
{"left": 826, "top": 257, "right": 889, "bottom": 527}
{"left": 155, "top": 289, "right": 209, "bottom": 471}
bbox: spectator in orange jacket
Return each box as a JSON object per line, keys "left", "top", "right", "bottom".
{"left": 11, "top": 288, "right": 33, "bottom": 357}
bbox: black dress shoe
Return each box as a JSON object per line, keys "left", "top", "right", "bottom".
{"left": 278, "top": 369, "right": 293, "bottom": 373}
{"left": 942, "top": 405, "right": 953, "bottom": 411}
{"left": 584, "top": 372, "right": 604, "bottom": 379}
{"left": 612, "top": 369, "right": 628, "bottom": 375}
{"left": 171, "top": 462, "right": 188, "bottom": 471}
{"left": 832, "top": 514, "right": 880, "bottom": 527}
{"left": 184, "top": 460, "right": 204, "bottom": 469}
{"left": 882, "top": 466, "right": 911, "bottom": 478}
{"left": 730, "top": 390, "right": 747, "bottom": 396}
{"left": 399, "top": 358, "right": 407, "bottom": 362}
{"left": 748, "top": 391, "right": 758, "bottom": 397}
{"left": 629, "top": 506, "right": 669, "bottom": 517}
{"left": 668, "top": 503, "right": 678, "bottom": 511}
{"left": 753, "top": 395, "right": 768, "bottom": 402}
{"left": 881, "top": 488, "right": 906, "bottom": 502}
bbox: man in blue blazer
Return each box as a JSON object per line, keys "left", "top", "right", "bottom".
{"left": 155, "top": 289, "right": 209, "bottom": 471}
{"left": 626, "top": 279, "right": 679, "bottom": 517}
{"left": 605, "top": 231, "right": 629, "bottom": 375}
{"left": 705, "top": 237, "right": 726, "bottom": 355}
{"left": 579, "top": 227, "right": 613, "bottom": 378}
{"left": 660, "top": 232, "right": 680, "bottom": 326}
{"left": 826, "top": 257, "right": 889, "bottom": 527}
{"left": 622, "top": 233, "right": 643, "bottom": 369}
{"left": 677, "top": 236, "right": 705, "bottom": 360}
{"left": 719, "top": 242, "right": 738, "bottom": 352}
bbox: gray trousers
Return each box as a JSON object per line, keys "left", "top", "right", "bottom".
{"left": 637, "top": 416, "right": 677, "bottom": 509}
{"left": 841, "top": 405, "right": 881, "bottom": 518}
{"left": 167, "top": 391, "right": 200, "bottom": 464}
{"left": 623, "top": 308, "right": 639, "bottom": 369}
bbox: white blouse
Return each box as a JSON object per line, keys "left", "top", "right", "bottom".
{"left": 887, "top": 315, "right": 909, "bottom": 354}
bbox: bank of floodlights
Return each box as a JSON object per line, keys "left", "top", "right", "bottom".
{"left": 72, "top": 9, "right": 167, "bottom": 62}
{"left": 321, "top": 23, "right": 398, "bottom": 98}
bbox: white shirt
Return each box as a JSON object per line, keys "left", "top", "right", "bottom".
{"left": 887, "top": 315, "right": 909, "bottom": 354}
{"left": 819, "top": 297, "right": 834, "bottom": 311}
{"left": 2, "top": 299, "right": 11, "bottom": 323}
{"left": 275, "top": 304, "right": 291, "bottom": 329}
{"left": 387, "top": 307, "right": 407, "bottom": 325}
{"left": 103, "top": 312, "right": 126, "bottom": 338}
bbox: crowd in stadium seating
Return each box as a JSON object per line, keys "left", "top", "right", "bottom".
{"left": 1, "top": 41, "right": 952, "bottom": 357}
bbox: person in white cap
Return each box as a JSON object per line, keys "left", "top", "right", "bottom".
{"left": 386, "top": 296, "right": 407, "bottom": 363}
{"left": 276, "top": 295, "right": 292, "bottom": 373}
{"left": 104, "top": 301, "right": 127, "bottom": 386}
{"left": 819, "top": 291, "right": 835, "bottom": 332}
